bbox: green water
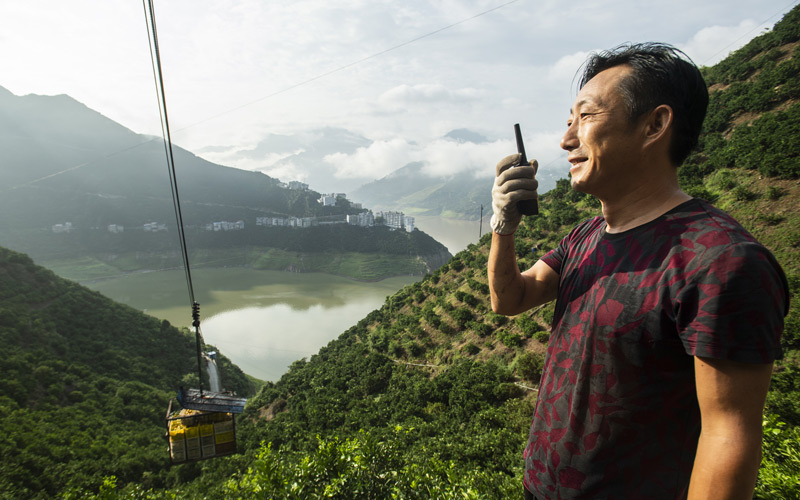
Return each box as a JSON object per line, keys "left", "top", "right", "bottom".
{"left": 84, "top": 268, "right": 417, "bottom": 381}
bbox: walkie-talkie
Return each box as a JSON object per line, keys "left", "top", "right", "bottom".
{"left": 514, "top": 123, "right": 539, "bottom": 216}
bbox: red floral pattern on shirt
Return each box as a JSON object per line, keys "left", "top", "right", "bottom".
{"left": 524, "top": 199, "right": 788, "bottom": 500}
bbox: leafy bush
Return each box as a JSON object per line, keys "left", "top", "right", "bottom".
{"left": 515, "top": 352, "right": 544, "bottom": 382}
{"left": 515, "top": 315, "right": 544, "bottom": 338}
{"left": 463, "top": 343, "right": 480, "bottom": 356}
{"left": 497, "top": 330, "right": 522, "bottom": 348}
{"left": 756, "top": 415, "right": 800, "bottom": 499}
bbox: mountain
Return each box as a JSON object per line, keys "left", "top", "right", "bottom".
{"left": 0, "top": 91, "right": 450, "bottom": 280}
{"left": 0, "top": 88, "right": 320, "bottom": 241}
{"left": 351, "top": 131, "right": 562, "bottom": 220}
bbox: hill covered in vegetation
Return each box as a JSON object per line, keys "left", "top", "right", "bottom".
{"left": 2, "top": 5, "right": 800, "bottom": 499}
{"left": 0, "top": 247, "right": 256, "bottom": 498}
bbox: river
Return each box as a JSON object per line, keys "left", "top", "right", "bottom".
{"left": 86, "top": 268, "right": 417, "bottom": 381}
{"left": 83, "top": 216, "right": 477, "bottom": 382}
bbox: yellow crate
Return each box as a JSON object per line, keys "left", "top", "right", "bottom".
{"left": 170, "top": 439, "right": 186, "bottom": 462}
{"left": 215, "top": 430, "right": 235, "bottom": 444}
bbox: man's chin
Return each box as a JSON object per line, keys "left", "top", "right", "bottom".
{"left": 570, "top": 177, "right": 589, "bottom": 194}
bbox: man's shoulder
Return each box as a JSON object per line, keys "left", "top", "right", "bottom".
{"left": 665, "top": 198, "right": 757, "bottom": 247}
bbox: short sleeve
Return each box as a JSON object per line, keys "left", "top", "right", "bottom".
{"left": 540, "top": 244, "right": 564, "bottom": 275}
{"left": 676, "top": 241, "right": 788, "bottom": 363}
{"left": 540, "top": 216, "right": 604, "bottom": 275}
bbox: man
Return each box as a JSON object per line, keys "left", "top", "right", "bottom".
{"left": 488, "top": 43, "right": 789, "bottom": 500}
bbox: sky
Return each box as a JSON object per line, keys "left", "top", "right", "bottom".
{"left": 1, "top": 0, "right": 797, "bottom": 193}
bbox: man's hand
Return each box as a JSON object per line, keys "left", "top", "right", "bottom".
{"left": 490, "top": 153, "right": 539, "bottom": 235}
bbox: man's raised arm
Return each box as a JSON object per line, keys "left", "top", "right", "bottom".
{"left": 487, "top": 154, "right": 559, "bottom": 316}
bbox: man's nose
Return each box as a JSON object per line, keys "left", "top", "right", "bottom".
{"left": 560, "top": 122, "right": 578, "bottom": 151}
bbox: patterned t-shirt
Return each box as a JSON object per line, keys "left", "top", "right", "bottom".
{"left": 523, "top": 198, "right": 788, "bottom": 500}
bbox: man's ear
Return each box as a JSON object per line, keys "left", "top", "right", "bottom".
{"left": 642, "top": 104, "right": 673, "bottom": 150}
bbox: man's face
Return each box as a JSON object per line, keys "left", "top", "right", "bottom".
{"left": 560, "top": 65, "right": 643, "bottom": 198}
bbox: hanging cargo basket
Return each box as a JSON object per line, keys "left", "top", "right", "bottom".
{"left": 165, "top": 390, "right": 247, "bottom": 463}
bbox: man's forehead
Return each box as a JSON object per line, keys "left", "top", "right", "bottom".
{"left": 569, "top": 65, "right": 631, "bottom": 113}
{"left": 569, "top": 96, "right": 605, "bottom": 114}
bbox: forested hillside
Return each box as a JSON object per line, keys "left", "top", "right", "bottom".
{"left": 3, "top": 6, "right": 800, "bottom": 500}
{"left": 0, "top": 247, "right": 255, "bottom": 498}
{"left": 37, "top": 222, "right": 452, "bottom": 283}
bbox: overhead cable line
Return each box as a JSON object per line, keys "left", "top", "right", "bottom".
{"left": 7, "top": 0, "right": 522, "bottom": 190}
{"left": 175, "top": 0, "right": 522, "bottom": 132}
{"left": 698, "top": 0, "right": 800, "bottom": 65}
{"left": 142, "top": 0, "right": 195, "bottom": 308}
{"left": 143, "top": 0, "right": 205, "bottom": 393}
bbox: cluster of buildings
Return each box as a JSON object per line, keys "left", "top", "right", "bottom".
{"left": 51, "top": 210, "right": 415, "bottom": 235}
{"left": 317, "top": 192, "right": 363, "bottom": 210}
{"left": 284, "top": 181, "right": 309, "bottom": 190}
{"left": 376, "top": 211, "right": 415, "bottom": 232}
{"left": 256, "top": 216, "right": 316, "bottom": 228}
{"left": 50, "top": 186, "right": 416, "bottom": 235}
{"left": 204, "top": 221, "right": 245, "bottom": 232}
{"left": 143, "top": 222, "right": 168, "bottom": 232}
{"left": 51, "top": 222, "right": 74, "bottom": 233}
{"left": 256, "top": 210, "right": 415, "bottom": 232}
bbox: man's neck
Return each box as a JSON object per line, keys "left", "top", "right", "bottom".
{"left": 600, "top": 179, "right": 691, "bottom": 234}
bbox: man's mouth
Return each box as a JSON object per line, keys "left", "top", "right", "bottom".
{"left": 568, "top": 156, "right": 588, "bottom": 169}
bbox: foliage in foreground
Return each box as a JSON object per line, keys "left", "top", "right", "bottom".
{"left": 63, "top": 428, "right": 518, "bottom": 500}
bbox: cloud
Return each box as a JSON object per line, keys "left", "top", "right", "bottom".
{"left": 379, "top": 84, "right": 483, "bottom": 108}
{"left": 259, "top": 161, "right": 312, "bottom": 185}
{"left": 680, "top": 19, "right": 761, "bottom": 66}
{"left": 322, "top": 128, "right": 568, "bottom": 184}
{"left": 547, "top": 50, "right": 595, "bottom": 86}
{"left": 324, "top": 138, "right": 416, "bottom": 180}
{"left": 422, "top": 139, "right": 512, "bottom": 178}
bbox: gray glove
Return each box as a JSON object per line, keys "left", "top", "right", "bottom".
{"left": 490, "top": 153, "right": 538, "bottom": 235}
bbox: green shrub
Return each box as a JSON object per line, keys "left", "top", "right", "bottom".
{"left": 462, "top": 343, "right": 480, "bottom": 356}
{"left": 767, "top": 186, "right": 786, "bottom": 200}
{"left": 497, "top": 330, "right": 522, "bottom": 348}
{"left": 733, "top": 185, "right": 759, "bottom": 201}
{"left": 516, "top": 352, "right": 544, "bottom": 382}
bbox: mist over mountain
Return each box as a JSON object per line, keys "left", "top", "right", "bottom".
{"left": 350, "top": 137, "right": 562, "bottom": 219}
{"left": 197, "top": 127, "right": 374, "bottom": 193}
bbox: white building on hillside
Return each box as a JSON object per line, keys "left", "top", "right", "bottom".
{"left": 347, "top": 211, "right": 374, "bottom": 227}
{"left": 144, "top": 222, "right": 168, "bottom": 232}
{"left": 376, "top": 211, "right": 415, "bottom": 232}
{"left": 52, "top": 222, "right": 74, "bottom": 233}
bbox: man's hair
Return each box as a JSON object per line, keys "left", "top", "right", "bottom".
{"left": 578, "top": 42, "right": 708, "bottom": 166}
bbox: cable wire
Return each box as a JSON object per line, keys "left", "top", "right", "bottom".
{"left": 142, "top": 0, "right": 196, "bottom": 308}
{"left": 143, "top": 0, "right": 206, "bottom": 393}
